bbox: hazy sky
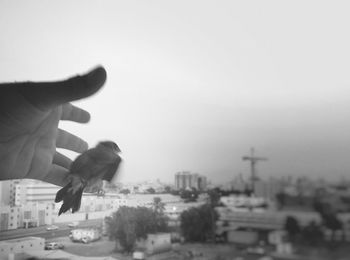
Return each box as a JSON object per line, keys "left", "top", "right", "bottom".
{"left": 1, "top": 1, "right": 350, "bottom": 184}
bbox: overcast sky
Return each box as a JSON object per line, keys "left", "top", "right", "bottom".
{"left": 1, "top": 1, "right": 350, "bottom": 184}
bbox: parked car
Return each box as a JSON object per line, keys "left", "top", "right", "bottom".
{"left": 246, "top": 246, "right": 265, "bottom": 255}
{"left": 133, "top": 251, "right": 145, "bottom": 260}
{"left": 68, "top": 221, "right": 79, "bottom": 228}
{"left": 46, "top": 225, "right": 59, "bottom": 231}
{"left": 44, "top": 242, "right": 64, "bottom": 250}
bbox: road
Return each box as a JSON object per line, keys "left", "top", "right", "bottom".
{"left": 0, "top": 219, "right": 103, "bottom": 241}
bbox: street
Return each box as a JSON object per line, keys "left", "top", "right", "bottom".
{"left": 0, "top": 219, "right": 103, "bottom": 241}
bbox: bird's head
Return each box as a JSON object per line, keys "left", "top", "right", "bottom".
{"left": 98, "top": 141, "right": 121, "bottom": 154}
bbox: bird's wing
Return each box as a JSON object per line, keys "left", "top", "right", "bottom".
{"left": 70, "top": 147, "right": 116, "bottom": 174}
{"left": 69, "top": 150, "right": 92, "bottom": 174}
{"left": 102, "top": 156, "right": 122, "bottom": 182}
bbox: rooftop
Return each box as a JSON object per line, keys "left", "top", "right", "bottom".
{"left": 0, "top": 236, "right": 43, "bottom": 244}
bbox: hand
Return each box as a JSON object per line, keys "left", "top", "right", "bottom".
{"left": 0, "top": 66, "right": 106, "bottom": 187}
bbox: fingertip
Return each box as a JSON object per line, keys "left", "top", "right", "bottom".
{"left": 85, "top": 66, "right": 107, "bottom": 95}
{"left": 76, "top": 109, "right": 91, "bottom": 123}
{"left": 81, "top": 140, "right": 89, "bottom": 151}
{"left": 84, "top": 112, "right": 91, "bottom": 123}
{"left": 65, "top": 66, "right": 108, "bottom": 102}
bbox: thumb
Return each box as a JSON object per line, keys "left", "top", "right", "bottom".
{"left": 14, "top": 66, "right": 107, "bottom": 110}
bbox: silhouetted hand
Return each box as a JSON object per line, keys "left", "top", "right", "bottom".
{"left": 0, "top": 66, "right": 107, "bottom": 187}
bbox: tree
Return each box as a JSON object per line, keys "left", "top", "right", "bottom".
{"left": 313, "top": 197, "right": 344, "bottom": 243}
{"left": 180, "top": 188, "right": 198, "bottom": 202}
{"left": 120, "top": 189, "right": 130, "bottom": 195}
{"left": 207, "top": 188, "right": 221, "bottom": 207}
{"left": 152, "top": 197, "right": 168, "bottom": 232}
{"left": 180, "top": 204, "right": 218, "bottom": 242}
{"left": 170, "top": 189, "right": 180, "bottom": 196}
{"left": 322, "top": 213, "right": 343, "bottom": 242}
{"left": 284, "top": 216, "right": 300, "bottom": 242}
{"left": 276, "top": 191, "right": 286, "bottom": 210}
{"left": 301, "top": 220, "right": 323, "bottom": 246}
{"left": 106, "top": 205, "right": 169, "bottom": 252}
{"left": 105, "top": 207, "right": 137, "bottom": 252}
{"left": 146, "top": 187, "right": 156, "bottom": 194}
{"left": 152, "top": 197, "right": 165, "bottom": 214}
{"left": 164, "top": 186, "right": 172, "bottom": 193}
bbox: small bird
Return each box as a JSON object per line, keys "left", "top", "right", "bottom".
{"left": 55, "top": 141, "right": 122, "bottom": 215}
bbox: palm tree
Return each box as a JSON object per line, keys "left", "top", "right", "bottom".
{"left": 152, "top": 197, "right": 165, "bottom": 214}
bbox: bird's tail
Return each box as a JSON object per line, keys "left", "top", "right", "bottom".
{"left": 55, "top": 182, "right": 84, "bottom": 216}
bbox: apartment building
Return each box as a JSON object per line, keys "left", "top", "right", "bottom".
{"left": 0, "top": 180, "right": 21, "bottom": 206}
{"left": 174, "top": 171, "right": 207, "bottom": 191}
{"left": 14, "top": 180, "right": 60, "bottom": 205}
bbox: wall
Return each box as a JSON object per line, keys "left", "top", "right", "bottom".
{"left": 145, "top": 233, "right": 172, "bottom": 254}
{"left": 136, "top": 233, "right": 172, "bottom": 255}
{"left": 0, "top": 237, "right": 45, "bottom": 257}
{"left": 54, "top": 212, "right": 86, "bottom": 223}
{"left": 227, "top": 230, "right": 258, "bottom": 244}
{"left": 0, "top": 205, "right": 21, "bottom": 231}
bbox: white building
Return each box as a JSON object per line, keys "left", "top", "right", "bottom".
{"left": 21, "top": 202, "right": 54, "bottom": 227}
{"left": 0, "top": 185, "right": 197, "bottom": 232}
{"left": 0, "top": 237, "right": 45, "bottom": 257}
{"left": 223, "top": 174, "right": 247, "bottom": 192}
{"left": 175, "top": 171, "right": 207, "bottom": 191}
{"left": 0, "top": 205, "right": 21, "bottom": 231}
{"left": 135, "top": 233, "right": 172, "bottom": 255}
{"left": 254, "top": 178, "right": 284, "bottom": 200}
{"left": 0, "top": 180, "right": 21, "bottom": 206}
{"left": 15, "top": 180, "right": 60, "bottom": 205}
{"left": 220, "top": 195, "right": 270, "bottom": 211}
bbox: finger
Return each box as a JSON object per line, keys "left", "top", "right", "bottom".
{"left": 61, "top": 103, "right": 90, "bottom": 123}
{"left": 56, "top": 129, "right": 88, "bottom": 153}
{"left": 53, "top": 151, "right": 72, "bottom": 169}
{"left": 15, "top": 66, "right": 107, "bottom": 110}
{"left": 43, "top": 164, "right": 70, "bottom": 187}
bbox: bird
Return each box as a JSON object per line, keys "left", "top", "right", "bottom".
{"left": 55, "top": 141, "right": 122, "bottom": 216}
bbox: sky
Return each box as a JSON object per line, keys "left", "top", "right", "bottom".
{"left": 1, "top": 1, "right": 350, "bottom": 184}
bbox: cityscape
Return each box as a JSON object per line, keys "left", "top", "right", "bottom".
{"left": 2, "top": 161, "right": 350, "bottom": 259}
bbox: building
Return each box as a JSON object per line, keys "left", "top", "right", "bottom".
{"left": 220, "top": 195, "right": 270, "bottom": 211}
{"left": 174, "top": 171, "right": 207, "bottom": 191}
{"left": 131, "top": 179, "right": 168, "bottom": 193}
{"left": 0, "top": 237, "right": 45, "bottom": 257}
{"left": 0, "top": 180, "right": 21, "bottom": 206}
{"left": 164, "top": 201, "right": 204, "bottom": 226}
{"left": 15, "top": 180, "right": 60, "bottom": 205}
{"left": 229, "top": 174, "right": 247, "bottom": 192}
{"left": 21, "top": 202, "right": 54, "bottom": 227}
{"left": 254, "top": 178, "right": 284, "bottom": 200}
{"left": 135, "top": 233, "right": 172, "bottom": 255}
{"left": 0, "top": 205, "right": 21, "bottom": 231}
